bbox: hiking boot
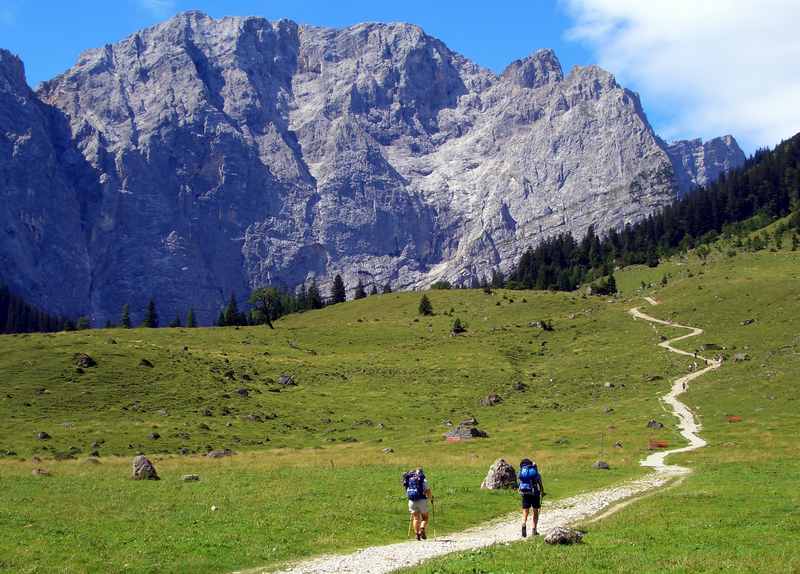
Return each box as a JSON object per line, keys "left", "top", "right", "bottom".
{"left": 522, "top": 525, "right": 527, "bottom": 538}
{"left": 416, "top": 532, "right": 421, "bottom": 541}
{"left": 533, "top": 529, "right": 540, "bottom": 536}
{"left": 421, "top": 530, "right": 427, "bottom": 540}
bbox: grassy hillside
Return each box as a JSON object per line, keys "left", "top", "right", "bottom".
{"left": 0, "top": 284, "right": 689, "bottom": 573}
{"left": 405, "top": 234, "right": 800, "bottom": 573}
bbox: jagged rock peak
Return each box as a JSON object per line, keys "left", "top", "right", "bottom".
{"left": 501, "top": 48, "right": 563, "bottom": 88}
{"left": 0, "top": 49, "right": 28, "bottom": 93}
{"left": 667, "top": 135, "right": 746, "bottom": 194}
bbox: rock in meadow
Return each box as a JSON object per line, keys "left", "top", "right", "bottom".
{"left": 73, "top": 353, "right": 96, "bottom": 368}
{"left": 480, "top": 458, "right": 518, "bottom": 489}
{"left": 131, "top": 455, "right": 159, "bottom": 480}
{"left": 206, "top": 449, "right": 235, "bottom": 459}
{"left": 647, "top": 419, "right": 665, "bottom": 429}
{"left": 182, "top": 474, "right": 200, "bottom": 482}
{"left": 544, "top": 526, "right": 584, "bottom": 545}
{"left": 592, "top": 460, "right": 610, "bottom": 470}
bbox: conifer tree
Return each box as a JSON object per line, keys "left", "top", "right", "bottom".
{"left": 216, "top": 310, "right": 226, "bottom": 327}
{"left": 382, "top": 283, "right": 392, "bottom": 294}
{"left": 223, "top": 293, "right": 241, "bottom": 326}
{"left": 121, "top": 304, "right": 131, "bottom": 329}
{"left": 354, "top": 279, "right": 367, "bottom": 299}
{"left": 169, "top": 313, "right": 182, "bottom": 328}
{"left": 308, "top": 280, "right": 324, "bottom": 309}
{"left": 187, "top": 308, "right": 197, "bottom": 328}
{"left": 418, "top": 294, "right": 433, "bottom": 316}
{"left": 370, "top": 284, "right": 379, "bottom": 296}
{"left": 331, "top": 274, "right": 346, "bottom": 304}
{"left": 143, "top": 299, "right": 158, "bottom": 328}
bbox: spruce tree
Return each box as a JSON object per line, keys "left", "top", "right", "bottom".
{"left": 76, "top": 316, "right": 91, "bottom": 330}
{"left": 382, "top": 283, "right": 392, "bottom": 294}
{"left": 297, "top": 284, "right": 308, "bottom": 311}
{"left": 121, "top": 304, "right": 131, "bottom": 329}
{"left": 418, "top": 294, "right": 433, "bottom": 316}
{"left": 490, "top": 270, "right": 505, "bottom": 289}
{"left": 223, "top": 293, "right": 241, "bottom": 326}
{"left": 169, "top": 313, "right": 182, "bottom": 328}
{"left": 370, "top": 284, "right": 379, "bottom": 296}
{"left": 143, "top": 299, "right": 158, "bottom": 328}
{"left": 216, "top": 310, "right": 226, "bottom": 327}
{"left": 607, "top": 272, "right": 617, "bottom": 295}
{"left": 187, "top": 308, "right": 197, "bottom": 328}
{"left": 331, "top": 274, "right": 346, "bottom": 304}
{"left": 308, "top": 280, "right": 324, "bottom": 309}
{"left": 354, "top": 280, "right": 367, "bottom": 300}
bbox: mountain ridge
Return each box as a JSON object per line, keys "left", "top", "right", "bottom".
{"left": 0, "top": 12, "right": 745, "bottom": 324}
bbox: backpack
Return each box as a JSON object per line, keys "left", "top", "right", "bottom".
{"left": 519, "top": 464, "right": 539, "bottom": 492}
{"left": 403, "top": 470, "right": 427, "bottom": 501}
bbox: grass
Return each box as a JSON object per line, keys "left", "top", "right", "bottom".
{"left": 0, "top": 284, "right": 689, "bottom": 573}
{"left": 402, "top": 238, "right": 800, "bottom": 573}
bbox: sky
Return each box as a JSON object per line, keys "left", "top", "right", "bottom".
{"left": 1, "top": 0, "right": 798, "bottom": 153}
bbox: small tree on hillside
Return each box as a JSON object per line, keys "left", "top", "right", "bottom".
{"left": 418, "top": 294, "right": 433, "bottom": 316}
{"left": 331, "top": 274, "right": 347, "bottom": 304}
{"left": 451, "top": 317, "right": 466, "bottom": 334}
{"left": 169, "top": 313, "right": 182, "bottom": 328}
{"left": 143, "top": 299, "right": 159, "bottom": 328}
{"left": 382, "top": 283, "right": 392, "bottom": 294}
{"left": 354, "top": 280, "right": 367, "bottom": 300}
{"left": 187, "top": 308, "right": 197, "bottom": 328}
{"left": 76, "top": 316, "right": 91, "bottom": 330}
{"left": 223, "top": 293, "right": 244, "bottom": 326}
{"left": 696, "top": 244, "right": 711, "bottom": 263}
{"left": 307, "top": 280, "right": 324, "bottom": 309}
{"left": 606, "top": 272, "right": 618, "bottom": 294}
{"left": 370, "top": 284, "right": 379, "bottom": 296}
{"left": 491, "top": 270, "right": 505, "bottom": 289}
{"left": 121, "top": 304, "right": 131, "bottom": 329}
{"left": 249, "top": 287, "right": 281, "bottom": 329}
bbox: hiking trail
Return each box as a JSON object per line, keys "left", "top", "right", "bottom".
{"left": 241, "top": 299, "right": 721, "bottom": 574}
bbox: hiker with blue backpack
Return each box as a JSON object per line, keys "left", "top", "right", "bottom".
{"left": 519, "top": 458, "right": 544, "bottom": 537}
{"left": 403, "top": 467, "right": 433, "bottom": 540}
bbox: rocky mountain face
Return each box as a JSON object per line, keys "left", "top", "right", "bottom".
{"left": 0, "top": 12, "right": 745, "bottom": 324}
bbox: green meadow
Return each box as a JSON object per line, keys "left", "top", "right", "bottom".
{"left": 1, "top": 232, "right": 798, "bottom": 573}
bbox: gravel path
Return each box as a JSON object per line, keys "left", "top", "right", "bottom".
{"left": 241, "top": 300, "right": 720, "bottom": 574}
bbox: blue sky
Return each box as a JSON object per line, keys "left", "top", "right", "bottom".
{"left": 2, "top": 0, "right": 798, "bottom": 152}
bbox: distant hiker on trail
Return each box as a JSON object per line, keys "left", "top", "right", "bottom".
{"left": 403, "top": 467, "right": 433, "bottom": 540}
{"left": 518, "top": 458, "right": 544, "bottom": 537}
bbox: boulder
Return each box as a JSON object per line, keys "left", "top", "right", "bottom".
{"left": 480, "top": 458, "right": 518, "bottom": 490}
{"left": 445, "top": 424, "right": 489, "bottom": 440}
{"left": 592, "top": 460, "right": 610, "bottom": 470}
{"left": 206, "top": 449, "right": 234, "bottom": 459}
{"left": 139, "top": 358, "right": 154, "bottom": 368}
{"left": 382, "top": 448, "right": 394, "bottom": 454}
{"left": 544, "top": 526, "right": 584, "bottom": 545}
{"left": 73, "top": 353, "right": 97, "bottom": 368}
{"left": 733, "top": 352, "right": 750, "bottom": 362}
{"left": 32, "top": 468, "right": 51, "bottom": 477}
{"left": 182, "top": 474, "right": 201, "bottom": 482}
{"left": 131, "top": 455, "right": 159, "bottom": 480}
{"left": 149, "top": 432, "right": 160, "bottom": 440}
{"left": 479, "top": 393, "right": 503, "bottom": 406}
{"left": 36, "top": 431, "right": 51, "bottom": 440}
{"left": 513, "top": 382, "right": 528, "bottom": 392}
{"left": 278, "top": 374, "right": 296, "bottom": 386}
{"left": 647, "top": 419, "right": 664, "bottom": 429}
{"left": 740, "top": 319, "right": 755, "bottom": 326}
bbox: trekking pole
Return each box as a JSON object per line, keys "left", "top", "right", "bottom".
{"left": 408, "top": 514, "right": 413, "bottom": 539}
{"left": 431, "top": 498, "right": 436, "bottom": 539}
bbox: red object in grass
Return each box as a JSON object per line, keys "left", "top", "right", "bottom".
{"left": 727, "top": 415, "right": 742, "bottom": 423}
{"left": 648, "top": 439, "right": 669, "bottom": 449}
{"left": 446, "top": 436, "right": 462, "bottom": 443}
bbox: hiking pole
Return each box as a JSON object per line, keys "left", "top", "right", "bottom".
{"left": 431, "top": 498, "right": 436, "bottom": 539}
{"left": 408, "top": 514, "right": 413, "bottom": 539}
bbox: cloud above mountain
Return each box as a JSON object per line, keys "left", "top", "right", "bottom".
{"left": 565, "top": 0, "right": 800, "bottom": 150}
{"left": 137, "top": 0, "right": 177, "bottom": 18}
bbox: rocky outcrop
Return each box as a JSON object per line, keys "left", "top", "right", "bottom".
{"left": 480, "top": 458, "right": 518, "bottom": 489}
{"left": 666, "top": 135, "right": 745, "bottom": 195}
{"left": 0, "top": 13, "right": 745, "bottom": 324}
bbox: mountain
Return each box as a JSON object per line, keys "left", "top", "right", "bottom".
{"left": 0, "top": 12, "right": 745, "bottom": 324}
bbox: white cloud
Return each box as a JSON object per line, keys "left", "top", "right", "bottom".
{"left": 564, "top": 0, "right": 800, "bottom": 150}
{"left": 138, "top": 0, "right": 177, "bottom": 18}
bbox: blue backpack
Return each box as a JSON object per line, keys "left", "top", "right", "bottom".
{"left": 519, "top": 464, "right": 539, "bottom": 492}
{"left": 403, "top": 470, "right": 427, "bottom": 501}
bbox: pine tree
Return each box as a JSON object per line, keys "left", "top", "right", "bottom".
{"left": 121, "top": 304, "right": 131, "bottom": 329}
{"left": 216, "top": 310, "right": 226, "bottom": 327}
{"left": 308, "top": 280, "right": 324, "bottom": 309}
{"left": 370, "top": 284, "right": 379, "bottom": 295}
{"left": 469, "top": 276, "right": 480, "bottom": 289}
{"left": 223, "top": 293, "right": 241, "bottom": 326}
{"left": 354, "top": 280, "right": 367, "bottom": 300}
{"left": 297, "top": 284, "right": 308, "bottom": 310}
{"left": 331, "top": 274, "right": 346, "bottom": 304}
{"left": 143, "top": 299, "right": 159, "bottom": 328}
{"left": 105, "top": 319, "right": 113, "bottom": 329}
{"left": 418, "top": 294, "right": 433, "bottom": 316}
{"left": 76, "top": 316, "right": 91, "bottom": 330}
{"left": 169, "top": 313, "right": 182, "bottom": 328}
{"left": 606, "top": 272, "right": 617, "bottom": 295}
{"left": 382, "top": 283, "right": 392, "bottom": 294}
{"left": 451, "top": 317, "right": 466, "bottom": 334}
{"left": 187, "top": 308, "right": 197, "bottom": 328}
{"left": 490, "top": 270, "right": 505, "bottom": 288}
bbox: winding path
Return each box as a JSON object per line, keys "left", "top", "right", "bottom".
{"left": 242, "top": 299, "right": 721, "bottom": 574}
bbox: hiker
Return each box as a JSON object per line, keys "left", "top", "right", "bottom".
{"left": 403, "top": 467, "right": 433, "bottom": 540}
{"left": 519, "top": 458, "right": 544, "bottom": 537}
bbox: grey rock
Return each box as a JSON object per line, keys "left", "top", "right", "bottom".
{"left": 206, "top": 448, "right": 234, "bottom": 458}
{"left": 32, "top": 468, "right": 51, "bottom": 477}
{"left": 544, "top": 526, "right": 584, "bottom": 545}
{"left": 592, "top": 460, "right": 610, "bottom": 470}
{"left": 445, "top": 423, "right": 489, "bottom": 440}
{"left": 647, "top": 419, "right": 665, "bottom": 429}
{"left": 36, "top": 431, "right": 51, "bottom": 440}
{"left": 73, "top": 354, "right": 97, "bottom": 368}
{"left": 182, "top": 474, "right": 201, "bottom": 481}
{"left": 131, "top": 455, "right": 159, "bottom": 480}
{"left": 479, "top": 393, "right": 503, "bottom": 407}
{"left": 382, "top": 447, "right": 394, "bottom": 454}
{"left": 734, "top": 352, "right": 750, "bottom": 362}
{"left": 277, "top": 374, "right": 296, "bottom": 387}
{"left": 139, "top": 359, "right": 154, "bottom": 368}
{"left": 0, "top": 15, "right": 744, "bottom": 323}
{"left": 480, "top": 458, "right": 518, "bottom": 489}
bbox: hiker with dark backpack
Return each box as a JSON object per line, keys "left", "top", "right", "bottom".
{"left": 518, "top": 458, "right": 544, "bottom": 537}
{"left": 403, "top": 467, "right": 433, "bottom": 540}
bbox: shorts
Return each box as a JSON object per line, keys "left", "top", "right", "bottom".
{"left": 521, "top": 491, "right": 541, "bottom": 509}
{"left": 408, "top": 498, "right": 429, "bottom": 514}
